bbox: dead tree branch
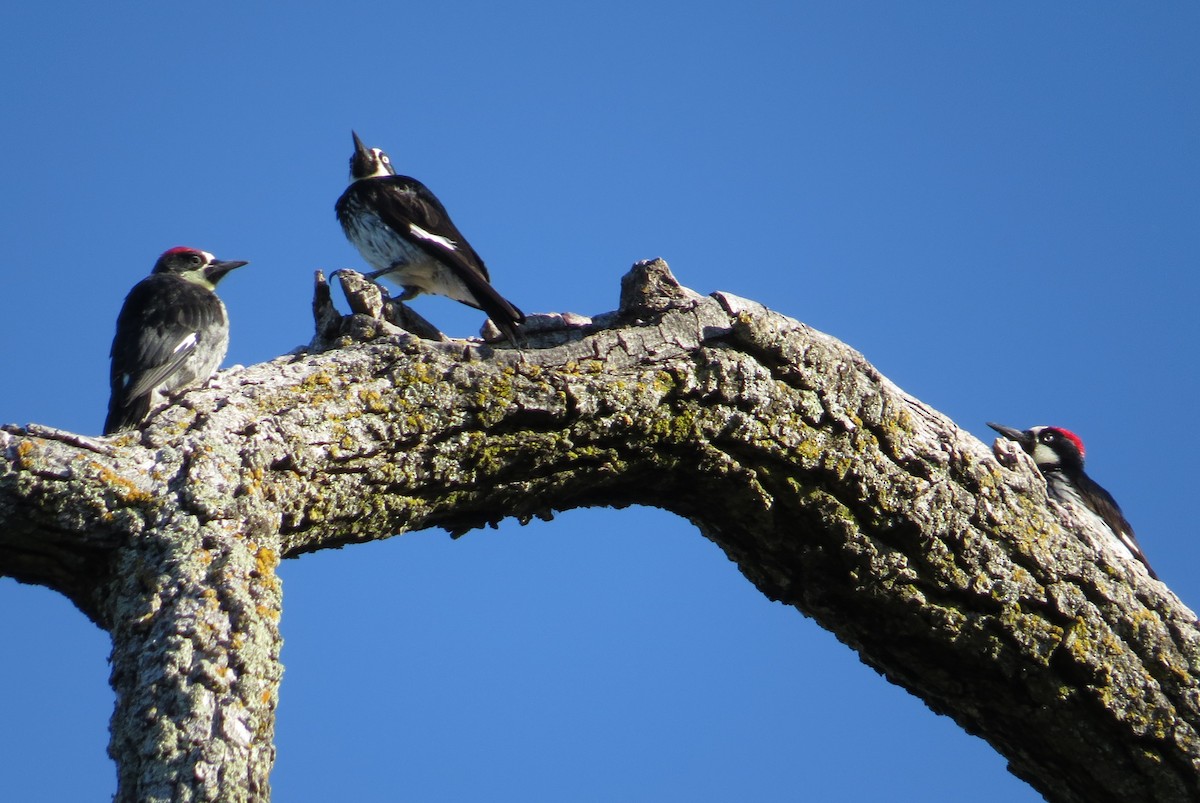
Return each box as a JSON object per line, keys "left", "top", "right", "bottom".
{"left": 1, "top": 260, "right": 1197, "bottom": 802}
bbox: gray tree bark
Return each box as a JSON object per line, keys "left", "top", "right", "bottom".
{"left": 1, "top": 260, "right": 1197, "bottom": 802}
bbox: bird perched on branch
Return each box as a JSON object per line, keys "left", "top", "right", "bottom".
{"left": 335, "top": 130, "right": 524, "bottom": 343}
{"left": 104, "top": 247, "right": 248, "bottom": 434}
{"left": 987, "top": 422, "right": 1157, "bottom": 579}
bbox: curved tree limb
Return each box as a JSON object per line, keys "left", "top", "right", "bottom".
{"left": 1, "top": 260, "right": 1197, "bottom": 802}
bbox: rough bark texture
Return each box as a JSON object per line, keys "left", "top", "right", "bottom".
{"left": 1, "top": 260, "right": 1198, "bottom": 802}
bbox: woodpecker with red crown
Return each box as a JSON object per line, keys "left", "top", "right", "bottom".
{"left": 334, "top": 131, "right": 524, "bottom": 343}
{"left": 104, "top": 247, "right": 248, "bottom": 435}
{"left": 987, "top": 422, "right": 1157, "bottom": 579}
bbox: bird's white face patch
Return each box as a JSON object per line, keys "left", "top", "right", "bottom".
{"left": 178, "top": 251, "right": 217, "bottom": 291}
{"left": 409, "top": 223, "right": 457, "bottom": 251}
{"left": 1032, "top": 443, "right": 1060, "bottom": 466}
{"left": 1027, "top": 427, "right": 1062, "bottom": 467}
{"left": 351, "top": 149, "right": 395, "bottom": 182}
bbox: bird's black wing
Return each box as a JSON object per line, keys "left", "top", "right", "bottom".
{"left": 105, "top": 276, "right": 220, "bottom": 433}
{"left": 366, "top": 177, "right": 525, "bottom": 336}
{"left": 1079, "top": 473, "right": 1158, "bottom": 580}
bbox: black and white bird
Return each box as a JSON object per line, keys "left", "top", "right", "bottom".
{"left": 987, "top": 422, "right": 1157, "bottom": 579}
{"left": 104, "top": 247, "right": 248, "bottom": 435}
{"left": 334, "top": 131, "right": 524, "bottom": 343}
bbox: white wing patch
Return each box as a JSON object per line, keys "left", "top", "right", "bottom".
{"left": 409, "top": 223, "right": 458, "bottom": 251}
{"left": 124, "top": 331, "right": 201, "bottom": 399}
{"left": 174, "top": 332, "right": 199, "bottom": 354}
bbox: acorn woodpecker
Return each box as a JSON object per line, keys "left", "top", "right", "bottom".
{"left": 987, "top": 422, "right": 1157, "bottom": 580}
{"left": 334, "top": 131, "right": 525, "bottom": 343}
{"left": 104, "top": 247, "right": 248, "bottom": 435}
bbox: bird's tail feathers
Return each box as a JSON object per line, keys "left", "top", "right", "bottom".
{"left": 103, "top": 394, "right": 152, "bottom": 436}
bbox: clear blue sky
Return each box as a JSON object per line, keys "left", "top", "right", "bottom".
{"left": 2, "top": 4, "right": 1197, "bottom": 800}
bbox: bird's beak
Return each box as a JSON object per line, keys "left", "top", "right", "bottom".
{"left": 205, "top": 259, "right": 249, "bottom": 284}
{"left": 986, "top": 422, "right": 1032, "bottom": 449}
{"left": 352, "top": 130, "right": 371, "bottom": 158}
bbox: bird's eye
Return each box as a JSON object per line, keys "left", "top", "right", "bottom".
{"left": 190, "top": 254, "right": 203, "bottom": 266}
{"left": 380, "top": 154, "right": 391, "bottom": 165}
{"left": 1041, "top": 431, "right": 1056, "bottom": 443}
